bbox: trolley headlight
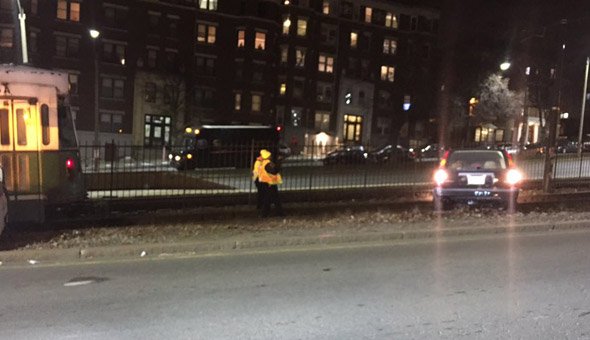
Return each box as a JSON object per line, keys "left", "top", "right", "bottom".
{"left": 186, "top": 154, "right": 193, "bottom": 160}
{"left": 174, "top": 155, "right": 181, "bottom": 162}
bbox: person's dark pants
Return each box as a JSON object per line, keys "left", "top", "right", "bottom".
{"left": 261, "top": 183, "right": 284, "bottom": 217}
{"left": 255, "top": 179, "right": 264, "bottom": 209}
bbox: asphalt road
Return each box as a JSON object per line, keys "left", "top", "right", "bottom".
{"left": 3, "top": 230, "right": 590, "bottom": 339}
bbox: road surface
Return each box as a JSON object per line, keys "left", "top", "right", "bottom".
{"left": 2, "top": 229, "right": 590, "bottom": 339}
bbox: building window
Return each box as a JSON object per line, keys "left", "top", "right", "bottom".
{"left": 377, "top": 90, "right": 390, "bottom": 108}
{"left": 68, "top": 73, "right": 79, "bottom": 95}
{"left": 101, "top": 77, "right": 125, "bottom": 99}
{"left": 252, "top": 94, "right": 262, "bottom": 112}
{"left": 237, "top": 29, "right": 245, "bottom": 47}
{"left": 198, "top": 0, "right": 218, "bottom": 11}
{"left": 350, "top": 31, "right": 358, "bottom": 48}
{"left": 234, "top": 92, "right": 242, "bottom": 111}
{"left": 297, "top": 19, "right": 307, "bottom": 37}
{"left": 280, "top": 45, "right": 288, "bottom": 64}
{"left": 255, "top": 32, "right": 266, "bottom": 50}
{"left": 168, "top": 17, "right": 179, "bottom": 37}
{"left": 283, "top": 16, "right": 290, "bottom": 35}
{"left": 411, "top": 16, "right": 418, "bottom": 31}
{"left": 104, "top": 5, "right": 128, "bottom": 27}
{"left": 383, "top": 38, "right": 397, "bottom": 55}
{"left": 385, "top": 12, "right": 398, "bottom": 28}
{"left": 253, "top": 71, "right": 264, "bottom": 84}
{"left": 0, "top": 28, "right": 13, "bottom": 48}
{"left": 148, "top": 12, "right": 160, "bottom": 29}
{"left": 293, "top": 78, "right": 304, "bottom": 98}
{"left": 100, "top": 112, "right": 124, "bottom": 133}
{"left": 364, "top": 7, "right": 372, "bottom": 23}
{"left": 102, "top": 42, "right": 126, "bottom": 64}
{"left": 147, "top": 49, "right": 158, "bottom": 68}
{"left": 197, "top": 24, "right": 216, "bottom": 44}
{"left": 295, "top": 47, "right": 305, "bottom": 67}
{"left": 165, "top": 50, "right": 178, "bottom": 70}
{"left": 341, "top": 1, "right": 353, "bottom": 19}
{"left": 28, "top": 31, "right": 37, "bottom": 53}
{"left": 316, "top": 82, "right": 332, "bottom": 103}
{"left": 314, "top": 111, "right": 330, "bottom": 131}
{"left": 318, "top": 54, "right": 334, "bottom": 73}
{"left": 279, "top": 83, "right": 286, "bottom": 96}
{"left": 320, "top": 24, "right": 337, "bottom": 45}
{"left": 55, "top": 35, "right": 80, "bottom": 58}
{"left": 194, "top": 88, "right": 215, "bottom": 107}
{"left": 57, "top": 0, "right": 80, "bottom": 22}
{"left": 322, "top": 0, "right": 330, "bottom": 14}
{"left": 380, "top": 66, "right": 395, "bottom": 82}
{"left": 144, "top": 115, "right": 171, "bottom": 146}
{"left": 195, "top": 55, "right": 215, "bottom": 76}
{"left": 376, "top": 117, "right": 391, "bottom": 135}
{"left": 145, "top": 82, "right": 156, "bottom": 102}
{"left": 343, "top": 114, "right": 362, "bottom": 142}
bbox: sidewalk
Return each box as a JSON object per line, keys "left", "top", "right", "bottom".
{"left": 2, "top": 200, "right": 590, "bottom": 266}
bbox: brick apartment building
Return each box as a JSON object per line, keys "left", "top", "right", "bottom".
{"left": 0, "top": 0, "right": 440, "bottom": 149}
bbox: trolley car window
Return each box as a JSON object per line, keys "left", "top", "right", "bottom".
{"left": 41, "top": 104, "right": 50, "bottom": 145}
{"left": 0, "top": 108, "right": 8, "bottom": 145}
{"left": 58, "top": 97, "right": 78, "bottom": 148}
{"left": 16, "top": 108, "right": 27, "bottom": 145}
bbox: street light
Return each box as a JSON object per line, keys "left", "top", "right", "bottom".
{"left": 500, "top": 62, "right": 511, "bottom": 71}
{"left": 89, "top": 28, "right": 101, "bottom": 169}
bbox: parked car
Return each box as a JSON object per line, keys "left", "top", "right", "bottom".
{"left": 278, "top": 143, "right": 292, "bottom": 158}
{"left": 432, "top": 149, "right": 522, "bottom": 210}
{"left": 410, "top": 143, "right": 443, "bottom": 162}
{"left": 370, "top": 144, "right": 410, "bottom": 163}
{"left": 556, "top": 139, "right": 578, "bottom": 154}
{"left": 323, "top": 145, "right": 369, "bottom": 165}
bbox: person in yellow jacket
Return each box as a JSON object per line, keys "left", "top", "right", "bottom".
{"left": 256, "top": 149, "right": 284, "bottom": 217}
{"left": 252, "top": 150, "right": 269, "bottom": 210}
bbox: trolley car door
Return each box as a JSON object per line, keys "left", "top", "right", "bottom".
{"left": 2, "top": 99, "right": 41, "bottom": 197}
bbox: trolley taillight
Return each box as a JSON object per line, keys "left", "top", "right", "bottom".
{"left": 66, "top": 158, "right": 75, "bottom": 176}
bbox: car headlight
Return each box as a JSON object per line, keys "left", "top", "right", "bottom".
{"left": 363, "top": 152, "right": 368, "bottom": 158}
{"left": 168, "top": 154, "right": 173, "bottom": 160}
{"left": 186, "top": 153, "right": 193, "bottom": 160}
{"left": 434, "top": 169, "right": 448, "bottom": 186}
{"left": 505, "top": 169, "right": 523, "bottom": 185}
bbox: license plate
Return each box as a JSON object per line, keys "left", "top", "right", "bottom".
{"left": 459, "top": 173, "right": 493, "bottom": 185}
{"left": 474, "top": 190, "right": 491, "bottom": 197}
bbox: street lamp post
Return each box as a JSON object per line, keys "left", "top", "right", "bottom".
{"left": 89, "top": 29, "right": 100, "bottom": 170}
{"left": 577, "top": 57, "right": 589, "bottom": 155}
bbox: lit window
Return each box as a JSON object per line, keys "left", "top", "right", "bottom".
{"left": 234, "top": 92, "right": 241, "bottom": 111}
{"left": 295, "top": 48, "right": 305, "bottom": 67}
{"left": 364, "top": 7, "right": 372, "bottom": 23}
{"left": 198, "top": 0, "right": 217, "bottom": 11}
{"left": 279, "top": 83, "right": 286, "bottom": 95}
{"left": 197, "top": 24, "right": 216, "bottom": 44}
{"left": 255, "top": 32, "right": 266, "bottom": 50}
{"left": 252, "top": 94, "right": 262, "bottom": 112}
{"left": 0, "top": 28, "right": 13, "bottom": 48}
{"left": 237, "top": 29, "right": 245, "bottom": 47}
{"left": 383, "top": 38, "right": 397, "bottom": 54}
{"left": 380, "top": 66, "right": 395, "bottom": 82}
{"left": 297, "top": 19, "right": 307, "bottom": 36}
{"left": 318, "top": 54, "right": 334, "bottom": 73}
{"left": 322, "top": 0, "right": 330, "bottom": 14}
{"left": 385, "top": 12, "right": 398, "bottom": 28}
{"left": 314, "top": 111, "right": 330, "bottom": 131}
{"left": 57, "top": 0, "right": 80, "bottom": 21}
{"left": 283, "top": 16, "right": 291, "bottom": 35}
{"left": 350, "top": 32, "right": 358, "bottom": 48}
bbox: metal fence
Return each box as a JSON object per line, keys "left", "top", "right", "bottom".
{"left": 79, "top": 143, "right": 590, "bottom": 200}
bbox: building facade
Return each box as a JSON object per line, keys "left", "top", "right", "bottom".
{"left": 0, "top": 0, "right": 440, "bottom": 148}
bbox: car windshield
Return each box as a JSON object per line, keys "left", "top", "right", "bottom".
{"left": 447, "top": 151, "right": 506, "bottom": 170}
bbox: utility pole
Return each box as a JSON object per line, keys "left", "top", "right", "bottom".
{"left": 577, "top": 57, "right": 589, "bottom": 155}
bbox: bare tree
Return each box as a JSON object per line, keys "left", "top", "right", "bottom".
{"left": 474, "top": 74, "right": 524, "bottom": 138}
{"left": 155, "top": 76, "right": 187, "bottom": 143}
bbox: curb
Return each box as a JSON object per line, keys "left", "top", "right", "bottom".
{"left": 2, "top": 219, "right": 590, "bottom": 267}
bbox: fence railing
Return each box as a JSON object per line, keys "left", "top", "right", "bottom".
{"left": 78, "top": 143, "right": 590, "bottom": 200}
